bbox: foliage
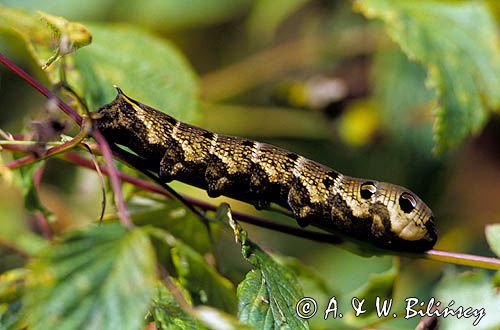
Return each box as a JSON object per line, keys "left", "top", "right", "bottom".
{"left": 150, "top": 281, "right": 206, "bottom": 330}
{"left": 434, "top": 270, "right": 500, "bottom": 330}
{"left": 485, "top": 224, "right": 500, "bottom": 258}
{"left": 71, "top": 24, "right": 200, "bottom": 120}
{"left": 0, "top": 2, "right": 499, "bottom": 330}
{"left": 0, "top": 269, "right": 26, "bottom": 329}
{"left": 24, "top": 222, "right": 157, "bottom": 330}
{"left": 0, "top": 6, "right": 91, "bottom": 78}
{"left": 342, "top": 260, "right": 398, "bottom": 327}
{"left": 355, "top": 0, "right": 500, "bottom": 153}
{"left": 218, "top": 203, "right": 308, "bottom": 330}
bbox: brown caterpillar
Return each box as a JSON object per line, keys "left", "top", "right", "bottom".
{"left": 94, "top": 88, "right": 437, "bottom": 252}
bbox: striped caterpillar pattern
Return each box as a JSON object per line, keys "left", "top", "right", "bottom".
{"left": 94, "top": 88, "right": 437, "bottom": 252}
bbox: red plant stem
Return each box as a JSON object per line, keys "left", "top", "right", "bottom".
{"left": 0, "top": 52, "right": 82, "bottom": 125}
{"left": 92, "top": 130, "right": 133, "bottom": 229}
{"left": 60, "top": 152, "right": 340, "bottom": 243}
{"left": 0, "top": 52, "right": 133, "bottom": 228}
{"left": 32, "top": 164, "right": 44, "bottom": 187}
{"left": 3, "top": 136, "right": 499, "bottom": 269}
{"left": 423, "top": 250, "right": 499, "bottom": 270}
{"left": 5, "top": 155, "right": 33, "bottom": 169}
{"left": 5, "top": 130, "right": 88, "bottom": 169}
{"left": 2, "top": 53, "right": 499, "bottom": 270}
{"left": 32, "top": 211, "right": 52, "bottom": 240}
{"left": 61, "top": 152, "right": 500, "bottom": 270}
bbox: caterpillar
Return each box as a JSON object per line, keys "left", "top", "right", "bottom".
{"left": 94, "top": 88, "right": 437, "bottom": 252}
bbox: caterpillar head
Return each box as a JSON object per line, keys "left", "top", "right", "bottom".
{"left": 93, "top": 87, "right": 175, "bottom": 159}
{"left": 93, "top": 87, "right": 147, "bottom": 135}
{"left": 339, "top": 177, "right": 437, "bottom": 252}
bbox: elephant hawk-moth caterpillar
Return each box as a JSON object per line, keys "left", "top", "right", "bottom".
{"left": 94, "top": 88, "right": 437, "bottom": 252}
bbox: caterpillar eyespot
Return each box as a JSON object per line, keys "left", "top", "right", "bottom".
{"left": 399, "top": 192, "right": 417, "bottom": 214}
{"left": 95, "top": 88, "right": 438, "bottom": 252}
{"left": 360, "top": 182, "right": 377, "bottom": 199}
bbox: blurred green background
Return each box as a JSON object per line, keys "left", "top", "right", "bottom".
{"left": 0, "top": 1, "right": 499, "bottom": 329}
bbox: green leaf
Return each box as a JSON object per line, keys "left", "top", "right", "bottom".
{"left": 112, "top": 0, "right": 252, "bottom": 31}
{"left": 434, "top": 270, "right": 500, "bottom": 330}
{"left": 131, "top": 198, "right": 216, "bottom": 255}
{"left": 0, "top": 1, "right": 114, "bottom": 22}
{"left": 485, "top": 224, "right": 500, "bottom": 257}
{"left": 0, "top": 0, "right": 252, "bottom": 31}
{"left": 38, "top": 11, "right": 92, "bottom": 69}
{"left": 372, "top": 48, "right": 435, "bottom": 153}
{"left": 0, "top": 6, "right": 91, "bottom": 81}
{"left": 148, "top": 228, "right": 237, "bottom": 315}
{"left": 0, "top": 269, "right": 26, "bottom": 330}
{"left": 15, "top": 161, "right": 52, "bottom": 221}
{"left": 216, "top": 203, "right": 308, "bottom": 330}
{"left": 493, "top": 271, "right": 500, "bottom": 288}
{"left": 24, "top": 222, "right": 157, "bottom": 330}
{"left": 343, "top": 259, "right": 398, "bottom": 326}
{"left": 0, "top": 168, "right": 47, "bottom": 257}
{"left": 171, "top": 243, "right": 237, "bottom": 314}
{"left": 355, "top": 0, "right": 500, "bottom": 153}
{"left": 71, "top": 23, "right": 200, "bottom": 122}
{"left": 194, "top": 306, "right": 256, "bottom": 330}
{"left": 272, "top": 255, "right": 333, "bottom": 297}
{"left": 2, "top": 161, "right": 54, "bottom": 257}
{"left": 0, "top": 6, "right": 54, "bottom": 65}
{"left": 151, "top": 281, "right": 206, "bottom": 330}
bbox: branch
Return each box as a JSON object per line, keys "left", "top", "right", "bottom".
{"left": 61, "top": 152, "right": 333, "bottom": 241}
{"left": 1, "top": 52, "right": 499, "bottom": 271}
{"left": 4, "top": 124, "right": 91, "bottom": 169}
{"left": 0, "top": 52, "right": 133, "bottom": 228}
{"left": 92, "top": 130, "right": 133, "bottom": 229}
{"left": 422, "top": 250, "right": 499, "bottom": 270}
{"left": 0, "top": 52, "right": 82, "bottom": 125}
{"left": 61, "top": 152, "right": 500, "bottom": 270}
